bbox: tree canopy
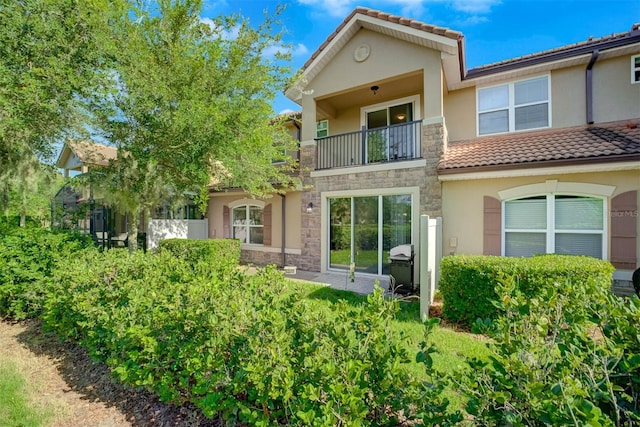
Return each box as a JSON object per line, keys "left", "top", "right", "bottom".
{"left": 2, "top": 0, "right": 299, "bottom": 237}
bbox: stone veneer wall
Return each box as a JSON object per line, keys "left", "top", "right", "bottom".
{"left": 240, "top": 249, "right": 300, "bottom": 268}
{"left": 297, "top": 121, "right": 447, "bottom": 272}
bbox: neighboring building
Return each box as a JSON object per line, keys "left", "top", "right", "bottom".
{"left": 54, "top": 140, "right": 206, "bottom": 249}
{"left": 208, "top": 8, "right": 640, "bottom": 293}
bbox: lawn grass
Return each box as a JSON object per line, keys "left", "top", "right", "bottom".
{"left": 288, "top": 280, "right": 491, "bottom": 409}
{"left": 0, "top": 360, "right": 52, "bottom": 427}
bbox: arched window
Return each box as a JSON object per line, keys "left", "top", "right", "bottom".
{"left": 232, "top": 205, "right": 264, "bottom": 245}
{"left": 504, "top": 194, "right": 605, "bottom": 258}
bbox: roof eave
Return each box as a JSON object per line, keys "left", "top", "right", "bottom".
{"left": 438, "top": 153, "right": 640, "bottom": 175}
{"left": 466, "top": 30, "right": 640, "bottom": 80}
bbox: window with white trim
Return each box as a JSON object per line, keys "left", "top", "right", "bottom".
{"left": 316, "top": 120, "right": 328, "bottom": 138}
{"left": 232, "top": 205, "right": 263, "bottom": 244}
{"left": 632, "top": 55, "right": 640, "bottom": 84}
{"left": 478, "top": 76, "right": 550, "bottom": 135}
{"left": 504, "top": 194, "right": 605, "bottom": 258}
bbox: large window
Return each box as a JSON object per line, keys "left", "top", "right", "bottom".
{"left": 633, "top": 55, "right": 640, "bottom": 84}
{"left": 232, "top": 205, "right": 263, "bottom": 244}
{"left": 478, "top": 76, "right": 550, "bottom": 135}
{"left": 504, "top": 195, "right": 605, "bottom": 258}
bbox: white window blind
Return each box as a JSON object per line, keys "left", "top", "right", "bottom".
{"left": 505, "top": 198, "right": 546, "bottom": 229}
{"left": 504, "top": 195, "right": 605, "bottom": 259}
{"left": 478, "top": 76, "right": 550, "bottom": 135}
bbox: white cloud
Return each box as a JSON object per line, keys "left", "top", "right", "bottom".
{"left": 263, "top": 42, "right": 309, "bottom": 59}
{"left": 296, "top": 0, "right": 500, "bottom": 27}
{"left": 450, "top": 0, "right": 501, "bottom": 14}
{"left": 293, "top": 43, "right": 309, "bottom": 57}
{"left": 278, "top": 108, "right": 296, "bottom": 115}
{"left": 297, "top": 0, "right": 356, "bottom": 18}
{"left": 199, "top": 17, "right": 240, "bottom": 40}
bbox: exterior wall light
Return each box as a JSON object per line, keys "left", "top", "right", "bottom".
{"left": 370, "top": 85, "right": 379, "bottom": 95}
{"left": 306, "top": 202, "right": 314, "bottom": 213}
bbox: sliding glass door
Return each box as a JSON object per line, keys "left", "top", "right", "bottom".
{"left": 328, "top": 194, "right": 412, "bottom": 275}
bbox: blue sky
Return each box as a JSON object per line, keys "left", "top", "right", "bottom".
{"left": 203, "top": 0, "right": 640, "bottom": 114}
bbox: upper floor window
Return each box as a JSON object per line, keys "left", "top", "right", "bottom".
{"left": 232, "top": 205, "right": 263, "bottom": 244}
{"left": 632, "top": 55, "right": 640, "bottom": 84}
{"left": 478, "top": 76, "right": 550, "bottom": 136}
{"left": 317, "top": 120, "right": 328, "bottom": 138}
{"left": 504, "top": 194, "right": 604, "bottom": 259}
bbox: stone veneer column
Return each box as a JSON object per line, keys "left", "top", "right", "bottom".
{"left": 420, "top": 121, "right": 447, "bottom": 217}
{"left": 298, "top": 144, "right": 322, "bottom": 272}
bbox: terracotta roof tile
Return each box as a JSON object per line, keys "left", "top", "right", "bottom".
{"left": 68, "top": 140, "right": 117, "bottom": 167}
{"left": 300, "top": 7, "right": 461, "bottom": 72}
{"left": 438, "top": 120, "right": 640, "bottom": 173}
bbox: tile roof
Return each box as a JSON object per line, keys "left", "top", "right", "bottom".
{"left": 68, "top": 140, "right": 117, "bottom": 166}
{"left": 300, "top": 7, "right": 462, "bottom": 72}
{"left": 438, "top": 120, "right": 640, "bottom": 173}
{"left": 467, "top": 23, "right": 640, "bottom": 78}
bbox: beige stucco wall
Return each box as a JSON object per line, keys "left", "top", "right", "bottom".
{"left": 301, "top": 29, "right": 442, "bottom": 141}
{"left": 444, "top": 54, "right": 640, "bottom": 143}
{"left": 207, "top": 191, "right": 302, "bottom": 251}
{"left": 441, "top": 170, "right": 640, "bottom": 266}
{"left": 593, "top": 55, "right": 640, "bottom": 123}
{"left": 443, "top": 86, "right": 475, "bottom": 142}
{"left": 310, "top": 29, "right": 437, "bottom": 100}
{"left": 551, "top": 65, "right": 587, "bottom": 128}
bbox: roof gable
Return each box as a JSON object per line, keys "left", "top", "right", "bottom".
{"left": 286, "top": 7, "right": 462, "bottom": 102}
{"left": 55, "top": 140, "right": 117, "bottom": 169}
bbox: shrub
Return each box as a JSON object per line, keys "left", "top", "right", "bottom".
{"left": 439, "top": 254, "right": 614, "bottom": 326}
{"left": 42, "top": 248, "right": 456, "bottom": 425}
{"left": 458, "top": 273, "right": 638, "bottom": 425}
{"left": 159, "top": 238, "right": 240, "bottom": 274}
{"left": 0, "top": 227, "right": 95, "bottom": 320}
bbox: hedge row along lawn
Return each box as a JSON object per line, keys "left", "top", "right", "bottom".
{"left": 2, "top": 226, "right": 639, "bottom": 425}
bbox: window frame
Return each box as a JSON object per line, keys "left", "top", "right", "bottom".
{"left": 477, "top": 75, "right": 551, "bottom": 136}
{"left": 231, "top": 204, "right": 264, "bottom": 245}
{"left": 632, "top": 54, "right": 640, "bottom": 84}
{"left": 316, "top": 120, "right": 329, "bottom": 138}
{"left": 502, "top": 193, "right": 607, "bottom": 259}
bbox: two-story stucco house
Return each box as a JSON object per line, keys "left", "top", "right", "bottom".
{"left": 208, "top": 8, "right": 640, "bottom": 291}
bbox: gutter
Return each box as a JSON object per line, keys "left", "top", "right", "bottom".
{"left": 586, "top": 50, "right": 599, "bottom": 124}
{"left": 466, "top": 29, "right": 640, "bottom": 79}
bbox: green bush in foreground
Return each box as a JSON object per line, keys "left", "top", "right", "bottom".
{"left": 0, "top": 227, "right": 94, "bottom": 319}
{"left": 439, "top": 254, "right": 614, "bottom": 326}
{"left": 43, "top": 249, "right": 456, "bottom": 426}
{"left": 458, "top": 274, "right": 639, "bottom": 426}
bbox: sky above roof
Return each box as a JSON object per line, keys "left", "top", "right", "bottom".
{"left": 203, "top": 0, "right": 640, "bottom": 114}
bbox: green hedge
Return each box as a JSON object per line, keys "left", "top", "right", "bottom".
{"left": 158, "top": 238, "right": 240, "bottom": 274}
{"left": 41, "top": 249, "right": 451, "bottom": 425}
{"left": 439, "top": 254, "right": 615, "bottom": 326}
{"left": 0, "top": 227, "right": 95, "bottom": 319}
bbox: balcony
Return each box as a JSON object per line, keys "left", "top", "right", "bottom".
{"left": 315, "top": 120, "right": 422, "bottom": 170}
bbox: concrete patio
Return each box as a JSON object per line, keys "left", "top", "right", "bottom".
{"left": 285, "top": 269, "right": 392, "bottom": 295}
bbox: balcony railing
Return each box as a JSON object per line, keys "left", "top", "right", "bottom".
{"left": 315, "top": 120, "right": 421, "bottom": 170}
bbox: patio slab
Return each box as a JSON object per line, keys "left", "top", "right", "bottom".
{"left": 287, "top": 269, "right": 390, "bottom": 295}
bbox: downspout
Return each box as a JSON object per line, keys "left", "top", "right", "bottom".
{"left": 286, "top": 117, "right": 301, "bottom": 267}
{"left": 280, "top": 194, "right": 286, "bottom": 268}
{"left": 586, "top": 50, "right": 599, "bottom": 125}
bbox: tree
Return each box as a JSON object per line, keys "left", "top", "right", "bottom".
{"left": 0, "top": 0, "right": 114, "bottom": 175}
{"left": 1, "top": 157, "right": 63, "bottom": 228}
{"left": 85, "top": 0, "right": 298, "bottom": 250}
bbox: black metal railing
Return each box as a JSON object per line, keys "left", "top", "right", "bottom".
{"left": 315, "top": 120, "right": 421, "bottom": 170}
